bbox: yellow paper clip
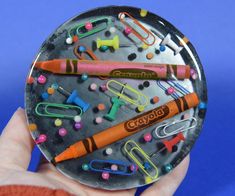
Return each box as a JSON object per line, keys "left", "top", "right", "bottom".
{"left": 106, "top": 80, "right": 149, "bottom": 112}
{"left": 124, "top": 140, "right": 159, "bottom": 180}
{"left": 118, "top": 12, "right": 156, "bottom": 46}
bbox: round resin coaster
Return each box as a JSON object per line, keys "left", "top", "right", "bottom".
{"left": 25, "top": 6, "right": 207, "bottom": 190}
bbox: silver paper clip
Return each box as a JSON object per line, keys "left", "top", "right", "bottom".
{"left": 154, "top": 117, "right": 197, "bottom": 139}
{"left": 88, "top": 159, "right": 137, "bottom": 176}
{"left": 124, "top": 140, "right": 159, "bottom": 180}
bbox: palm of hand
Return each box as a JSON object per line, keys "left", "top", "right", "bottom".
{"left": 0, "top": 108, "right": 189, "bottom": 196}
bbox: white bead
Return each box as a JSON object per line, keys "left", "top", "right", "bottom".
{"left": 118, "top": 13, "right": 125, "bottom": 20}
{"left": 74, "top": 115, "right": 81, "bottom": 122}
{"left": 66, "top": 37, "right": 73, "bottom": 44}
{"left": 105, "top": 147, "right": 113, "bottom": 155}
{"left": 109, "top": 27, "right": 116, "bottom": 33}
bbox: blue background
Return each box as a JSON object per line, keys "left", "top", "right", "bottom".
{"left": 0, "top": 0, "right": 234, "bottom": 195}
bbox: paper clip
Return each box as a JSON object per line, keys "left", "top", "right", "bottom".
{"left": 106, "top": 80, "right": 149, "bottom": 112}
{"left": 156, "top": 80, "right": 190, "bottom": 99}
{"left": 154, "top": 117, "right": 197, "bottom": 139}
{"left": 74, "top": 44, "right": 98, "bottom": 60}
{"left": 124, "top": 140, "right": 159, "bottom": 180}
{"left": 35, "top": 102, "right": 83, "bottom": 119}
{"left": 88, "top": 159, "right": 136, "bottom": 176}
{"left": 67, "top": 17, "right": 112, "bottom": 41}
{"left": 119, "top": 12, "right": 156, "bottom": 46}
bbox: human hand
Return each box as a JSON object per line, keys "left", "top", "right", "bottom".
{"left": 0, "top": 108, "right": 189, "bottom": 196}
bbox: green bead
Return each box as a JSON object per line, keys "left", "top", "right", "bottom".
{"left": 164, "top": 164, "right": 173, "bottom": 173}
{"left": 82, "top": 163, "right": 89, "bottom": 171}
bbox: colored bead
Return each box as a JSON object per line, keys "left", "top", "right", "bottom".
{"left": 138, "top": 84, "right": 144, "bottom": 90}
{"left": 164, "top": 164, "right": 173, "bottom": 173}
{"left": 124, "top": 27, "right": 132, "bottom": 35}
{"left": 66, "top": 37, "right": 73, "bottom": 44}
{"left": 190, "top": 69, "right": 196, "bottom": 75}
{"left": 141, "top": 43, "right": 149, "bottom": 50}
{"left": 198, "top": 102, "right": 207, "bottom": 110}
{"left": 101, "top": 172, "right": 110, "bottom": 180}
{"left": 138, "top": 47, "right": 144, "bottom": 52}
{"left": 192, "top": 73, "right": 198, "bottom": 80}
{"left": 37, "top": 74, "right": 47, "bottom": 84}
{"left": 58, "top": 128, "right": 67, "bottom": 137}
{"left": 146, "top": 52, "right": 154, "bottom": 60}
{"left": 118, "top": 13, "right": 125, "bottom": 19}
{"left": 144, "top": 162, "right": 151, "bottom": 170}
{"left": 128, "top": 53, "right": 137, "bottom": 61}
{"left": 27, "top": 76, "right": 34, "bottom": 84}
{"left": 143, "top": 81, "right": 150, "bottom": 88}
{"left": 105, "top": 147, "right": 113, "bottom": 155}
{"left": 100, "top": 45, "right": 109, "bottom": 51}
{"left": 144, "top": 133, "right": 152, "bottom": 142}
{"left": 140, "top": 9, "right": 148, "bottom": 17}
{"left": 85, "top": 22, "right": 93, "bottom": 30}
{"left": 41, "top": 92, "right": 49, "bottom": 100}
{"left": 74, "top": 122, "right": 82, "bottom": 130}
{"left": 28, "top": 123, "right": 37, "bottom": 132}
{"left": 72, "top": 35, "right": 79, "bottom": 43}
{"left": 167, "top": 87, "right": 175, "bottom": 94}
{"left": 82, "top": 163, "right": 89, "bottom": 171}
{"left": 105, "top": 31, "right": 111, "bottom": 37}
{"left": 155, "top": 49, "right": 160, "bottom": 54}
{"left": 109, "top": 27, "right": 116, "bottom": 33}
{"left": 111, "top": 164, "right": 118, "bottom": 171}
{"left": 183, "top": 113, "right": 191, "bottom": 119}
{"left": 90, "top": 83, "right": 97, "bottom": 91}
{"left": 51, "top": 83, "right": 59, "bottom": 89}
{"left": 100, "top": 84, "right": 108, "bottom": 92}
{"left": 130, "top": 164, "right": 137, "bottom": 171}
{"left": 78, "top": 46, "right": 86, "bottom": 52}
{"left": 151, "top": 96, "right": 159, "bottom": 104}
{"left": 145, "top": 176, "right": 153, "bottom": 184}
{"left": 97, "top": 103, "right": 106, "bottom": 111}
{"left": 160, "top": 45, "right": 166, "bottom": 52}
{"left": 74, "top": 115, "right": 81, "bottom": 123}
{"left": 81, "top": 73, "right": 88, "bottom": 81}
{"left": 35, "top": 134, "right": 47, "bottom": 144}
{"left": 47, "top": 87, "right": 55, "bottom": 95}
{"left": 54, "top": 118, "right": 62, "bottom": 127}
{"left": 137, "top": 106, "right": 145, "bottom": 112}
{"left": 95, "top": 117, "right": 103, "bottom": 124}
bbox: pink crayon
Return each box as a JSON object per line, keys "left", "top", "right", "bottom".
{"left": 34, "top": 59, "right": 190, "bottom": 80}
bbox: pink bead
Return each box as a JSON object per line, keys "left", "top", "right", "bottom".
{"left": 101, "top": 172, "right": 110, "bottom": 180}
{"left": 130, "top": 164, "right": 137, "bottom": 171}
{"left": 100, "top": 84, "right": 108, "bottom": 92}
{"left": 35, "top": 134, "right": 47, "bottom": 144}
{"left": 95, "top": 117, "right": 103, "bottom": 124}
{"left": 190, "top": 68, "right": 196, "bottom": 75}
{"left": 37, "top": 75, "right": 47, "bottom": 84}
{"left": 111, "top": 164, "right": 118, "bottom": 171}
{"left": 167, "top": 87, "right": 175, "bottom": 94}
{"left": 144, "top": 133, "right": 152, "bottom": 142}
{"left": 124, "top": 27, "right": 132, "bottom": 35}
{"left": 85, "top": 22, "right": 93, "bottom": 30}
{"left": 90, "top": 83, "right": 97, "bottom": 91}
{"left": 192, "top": 73, "right": 198, "bottom": 80}
{"left": 58, "top": 128, "right": 67, "bottom": 136}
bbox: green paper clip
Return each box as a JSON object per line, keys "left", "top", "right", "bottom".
{"left": 67, "top": 16, "right": 112, "bottom": 40}
{"left": 35, "top": 102, "right": 83, "bottom": 119}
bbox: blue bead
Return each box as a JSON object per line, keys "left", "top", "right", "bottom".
{"left": 198, "top": 102, "right": 207, "bottom": 110}
{"left": 41, "top": 92, "right": 49, "bottom": 100}
{"left": 81, "top": 73, "right": 88, "bottom": 81}
{"left": 51, "top": 83, "right": 59, "bottom": 90}
{"left": 164, "top": 164, "right": 173, "bottom": 173}
{"left": 78, "top": 46, "right": 86, "bottom": 52}
{"left": 143, "top": 162, "right": 151, "bottom": 170}
{"left": 160, "top": 45, "right": 166, "bottom": 52}
{"left": 100, "top": 45, "right": 109, "bottom": 51}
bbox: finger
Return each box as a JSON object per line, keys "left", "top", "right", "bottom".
{"left": 142, "top": 155, "right": 190, "bottom": 196}
{"left": 0, "top": 108, "right": 35, "bottom": 170}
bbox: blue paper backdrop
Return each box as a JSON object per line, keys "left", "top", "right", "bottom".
{"left": 0, "top": 0, "right": 234, "bottom": 195}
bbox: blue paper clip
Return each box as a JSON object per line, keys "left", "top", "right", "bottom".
{"left": 88, "top": 159, "right": 137, "bottom": 176}
{"left": 124, "top": 140, "right": 159, "bottom": 180}
{"left": 156, "top": 80, "right": 190, "bottom": 99}
{"left": 35, "top": 102, "right": 83, "bottom": 119}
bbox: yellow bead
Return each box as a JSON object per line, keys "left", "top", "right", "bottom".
{"left": 145, "top": 176, "right": 153, "bottom": 184}
{"left": 140, "top": 9, "right": 148, "bottom": 17}
{"left": 54, "top": 118, "right": 62, "bottom": 126}
{"left": 141, "top": 43, "right": 149, "bottom": 50}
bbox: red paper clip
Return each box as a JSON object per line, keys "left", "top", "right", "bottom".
{"left": 119, "top": 12, "right": 156, "bottom": 46}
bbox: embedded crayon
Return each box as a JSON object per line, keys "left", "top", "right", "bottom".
{"left": 54, "top": 93, "right": 199, "bottom": 163}
{"left": 34, "top": 59, "right": 191, "bottom": 80}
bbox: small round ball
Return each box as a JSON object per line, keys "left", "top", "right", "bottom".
{"left": 151, "top": 96, "right": 159, "bottom": 104}
{"left": 105, "top": 147, "right": 113, "bottom": 155}
{"left": 90, "top": 83, "right": 97, "bottom": 91}
{"left": 47, "top": 87, "right": 55, "bottom": 95}
{"left": 54, "top": 118, "right": 62, "bottom": 127}
{"left": 97, "top": 103, "right": 106, "bottom": 111}
{"left": 111, "top": 164, "right": 118, "bottom": 171}
{"left": 124, "top": 27, "right": 132, "bottom": 35}
{"left": 100, "top": 45, "right": 109, "bottom": 51}
{"left": 167, "top": 87, "right": 175, "bottom": 95}
{"left": 198, "top": 102, "right": 207, "bottom": 110}
{"left": 137, "top": 105, "right": 145, "bottom": 112}
{"left": 85, "top": 22, "right": 93, "bottom": 30}
{"left": 118, "top": 13, "right": 125, "bottom": 20}
{"left": 66, "top": 37, "right": 73, "bottom": 44}
{"left": 144, "top": 133, "right": 152, "bottom": 142}
{"left": 74, "top": 115, "right": 81, "bottom": 123}
{"left": 78, "top": 45, "right": 86, "bottom": 52}
{"left": 81, "top": 73, "right": 88, "bottom": 81}
{"left": 41, "top": 92, "right": 49, "bottom": 100}
{"left": 36, "top": 134, "right": 47, "bottom": 144}
{"left": 160, "top": 45, "right": 166, "bottom": 52}
{"left": 37, "top": 74, "right": 47, "bottom": 84}
{"left": 51, "top": 83, "right": 59, "bottom": 89}
{"left": 130, "top": 164, "right": 137, "bottom": 171}
{"left": 82, "top": 163, "right": 89, "bottom": 171}
{"left": 101, "top": 172, "right": 110, "bottom": 180}
{"left": 95, "top": 117, "right": 103, "bottom": 124}
{"left": 143, "top": 162, "right": 151, "bottom": 170}
{"left": 58, "top": 128, "right": 67, "bottom": 137}
{"left": 146, "top": 52, "right": 154, "bottom": 60}
{"left": 72, "top": 35, "right": 79, "bottom": 43}
{"left": 27, "top": 76, "right": 34, "bottom": 84}
{"left": 109, "top": 27, "right": 116, "bottom": 33}
{"left": 100, "top": 84, "right": 108, "bottom": 92}
{"left": 74, "top": 122, "right": 82, "bottom": 130}
{"left": 164, "top": 164, "right": 173, "bottom": 173}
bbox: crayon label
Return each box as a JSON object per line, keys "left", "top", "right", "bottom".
{"left": 124, "top": 106, "right": 169, "bottom": 132}
{"left": 110, "top": 69, "right": 158, "bottom": 79}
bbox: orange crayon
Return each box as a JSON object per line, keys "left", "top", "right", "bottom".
{"left": 34, "top": 59, "right": 191, "bottom": 80}
{"left": 54, "top": 93, "right": 199, "bottom": 163}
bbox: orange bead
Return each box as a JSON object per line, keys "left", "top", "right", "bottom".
{"left": 151, "top": 96, "right": 159, "bottom": 104}
{"left": 146, "top": 52, "right": 154, "bottom": 60}
{"left": 47, "top": 87, "right": 55, "bottom": 95}
{"left": 27, "top": 76, "right": 34, "bottom": 84}
{"left": 73, "top": 35, "right": 79, "bottom": 43}
{"left": 28, "top": 123, "right": 37, "bottom": 132}
{"left": 97, "top": 103, "right": 106, "bottom": 111}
